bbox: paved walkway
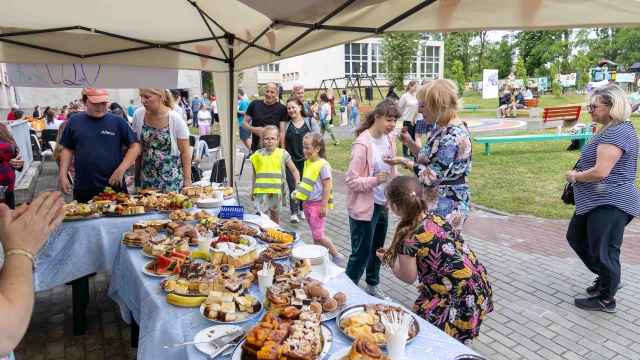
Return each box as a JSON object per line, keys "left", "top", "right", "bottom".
{"left": 17, "top": 153, "right": 640, "bottom": 359}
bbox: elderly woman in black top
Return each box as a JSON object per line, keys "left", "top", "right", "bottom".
{"left": 565, "top": 85, "right": 640, "bottom": 313}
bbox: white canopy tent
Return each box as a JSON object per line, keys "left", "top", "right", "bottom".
{"left": 2, "top": 0, "right": 639, "bottom": 184}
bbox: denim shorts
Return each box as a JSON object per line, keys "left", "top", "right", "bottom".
{"left": 239, "top": 126, "right": 251, "bottom": 139}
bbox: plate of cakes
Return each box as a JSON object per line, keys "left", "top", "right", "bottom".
{"left": 209, "top": 242, "right": 260, "bottom": 270}
{"left": 141, "top": 235, "right": 191, "bottom": 258}
{"left": 159, "top": 261, "right": 255, "bottom": 296}
{"left": 200, "top": 290, "right": 263, "bottom": 323}
{"left": 264, "top": 277, "right": 346, "bottom": 322}
{"left": 230, "top": 308, "right": 332, "bottom": 360}
{"left": 337, "top": 304, "right": 420, "bottom": 346}
{"left": 63, "top": 201, "right": 102, "bottom": 221}
{"left": 328, "top": 340, "right": 389, "bottom": 360}
{"left": 120, "top": 227, "right": 160, "bottom": 248}
{"left": 166, "top": 221, "right": 208, "bottom": 245}
{"left": 209, "top": 219, "right": 261, "bottom": 237}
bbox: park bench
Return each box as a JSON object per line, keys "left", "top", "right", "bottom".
{"left": 474, "top": 132, "right": 594, "bottom": 156}
{"left": 542, "top": 105, "right": 582, "bottom": 123}
{"left": 463, "top": 105, "right": 480, "bottom": 113}
{"left": 496, "top": 98, "right": 540, "bottom": 118}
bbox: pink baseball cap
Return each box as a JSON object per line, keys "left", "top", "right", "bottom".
{"left": 81, "top": 88, "right": 111, "bottom": 103}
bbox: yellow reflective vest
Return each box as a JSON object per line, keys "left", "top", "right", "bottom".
{"left": 251, "top": 148, "right": 284, "bottom": 194}
{"left": 295, "top": 159, "right": 333, "bottom": 209}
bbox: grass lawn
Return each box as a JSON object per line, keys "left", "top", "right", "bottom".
{"left": 323, "top": 114, "right": 640, "bottom": 220}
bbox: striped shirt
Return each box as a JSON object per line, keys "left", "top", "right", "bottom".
{"left": 574, "top": 121, "right": 640, "bottom": 216}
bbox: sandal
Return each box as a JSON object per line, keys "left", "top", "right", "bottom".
{"left": 334, "top": 141, "right": 340, "bottom": 146}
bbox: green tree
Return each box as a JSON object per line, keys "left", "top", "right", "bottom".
{"left": 381, "top": 34, "right": 420, "bottom": 89}
{"left": 483, "top": 35, "right": 514, "bottom": 78}
{"left": 571, "top": 50, "right": 591, "bottom": 91}
{"left": 451, "top": 60, "right": 466, "bottom": 96}
{"left": 514, "top": 55, "right": 527, "bottom": 85}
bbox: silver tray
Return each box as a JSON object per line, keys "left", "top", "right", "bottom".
{"left": 63, "top": 214, "right": 102, "bottom": 222}
{"left": 335, "top": 304, "right": 420, "bottom": 346}
{"left": 230, "top": 322, "right": 333, "bottom": 360}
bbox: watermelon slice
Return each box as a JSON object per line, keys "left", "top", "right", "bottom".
{"left": 183, "top": 250, "right": 191, "bottom": 256}
{"left": 157, "top": 254, "right": 173, "bottom": 270}
{"left": 173, "top": 263, "right": 181, "bottom": 274}
{"left": 156, "top": 268, "right": 173, "bottom": 275}
{"left": 166, "top": 260, "right": 178, "bottom": 271}
{"left": 145, "top": 260, "right": 156, "bottom": 271}
{"left": 170, "top": 251, "right": 187, "bottom": 260}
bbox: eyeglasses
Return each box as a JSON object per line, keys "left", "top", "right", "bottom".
{"left": 587, "top": 104, "right": 605, "bottom": 112}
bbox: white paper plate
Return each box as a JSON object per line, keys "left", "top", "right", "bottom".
{"left": 197, "top": 198, "right": 225, "bottom": 208}
{"left": 141, "top": 262, "right": 174, "bottom": 277}
{"left": 292, "top": 245, "right": 328, "bottom": 265}
{"left": 193, "top": 324, "right": 242, "bottom": 355}
{"left": 199, "top": 295, "right": 263, "bottom": 324}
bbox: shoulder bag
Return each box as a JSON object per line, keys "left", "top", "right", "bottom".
{"left": 561, "top": 160, "right": 579, "bottom": 205}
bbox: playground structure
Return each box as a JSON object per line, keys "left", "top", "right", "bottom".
{"left": 314, "top": 65, "right": 384, "bottom": 105}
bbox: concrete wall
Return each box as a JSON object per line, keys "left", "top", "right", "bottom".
{"left": 238, "top": 68, "right": 258, "bottom": 98}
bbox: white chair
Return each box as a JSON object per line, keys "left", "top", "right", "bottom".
{"left": 31, "top": 134, "right": 52, "bottom": 161}
{"left": 48, "top": 141, "right": 57, "bottom": 154}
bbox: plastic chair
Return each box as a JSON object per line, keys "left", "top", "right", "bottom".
{"left": 199, "top": 134, "right": 222, "bottom": 160}
{"left": 41, "top": 129, "right": 59, "bottom": 150}
{"left": 31, "top": 134, "right": 52, "bottom": 161}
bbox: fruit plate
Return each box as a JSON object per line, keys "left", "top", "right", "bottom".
{"left": 255, "top": 229, "right": 299, "bottom": 245}
{"left": 211, "top": 235, "right": 257, "bottom": 249}
{"left": 335, "top": 304, "right": 420, "bottom": 347}
{"left": 193, "top": 324, "right": 243, "bottom": 355}
{"left": 199, "top": 293, "right": 263, "bottom": 324}
{"left": 230, "top": 322, "right": 332, "bottom": 360}
{"left": 141, "top": 262, "right": 175, "bottom": 277}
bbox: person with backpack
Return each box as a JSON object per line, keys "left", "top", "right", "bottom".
{"left": 284, "top": 97, "right": 320, "bottom": 223}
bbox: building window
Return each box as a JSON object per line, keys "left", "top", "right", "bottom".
{"left": 345, "top": 43, "right": 368, "bottom": 77}
{"left": 259, "top": 63, "right": 280, "bottom": 72}
{"left": 371, "top": 44, "right": 385, "bottom": 79}
{"left": 419, "top": 45, "right": 440, "bottom": 79}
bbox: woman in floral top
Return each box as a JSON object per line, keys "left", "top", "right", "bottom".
{"left": 132, "top": 89, "right": 192, "bottom": 193}
{"left": 377, "top": 176, "right": 492, "bottom": 346}
{"left": 384, "top": 79, "right": 472, "bottom": 233}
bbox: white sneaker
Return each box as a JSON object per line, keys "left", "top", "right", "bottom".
{"left": 331, "top": 254, "right": 345, "bottom": 266}
{"left": 299, "top": 212, "right": 306, "bottom": 220}
{"left": 290, "top": 214, "right": 299, "bottom": 223}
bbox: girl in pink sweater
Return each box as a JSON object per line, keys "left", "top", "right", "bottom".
{"left": 345, "top": 99, "right": 401, "bottom": 300}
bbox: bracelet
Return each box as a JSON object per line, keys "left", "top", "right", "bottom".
{"left": 4, "top": 247, "right": 36, "bottom": 272}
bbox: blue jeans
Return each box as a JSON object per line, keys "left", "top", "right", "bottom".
{"left": 345, "top": 204, "right": 389, "bottom": 286}
{"left": 348, "top": 109, "right": 358, "bottom": 129}
{"left": 566, "top": 205, "right": 633, "bottom": 300}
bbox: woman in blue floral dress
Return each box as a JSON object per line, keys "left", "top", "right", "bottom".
{"left": 132, "top": 89, "right": 192, "bottom": 193}
{"left": 377, "top": 176, "right": 492, "bottom": 347}
{"left": 384, "top": 79, "right": 471, "bottom": 233}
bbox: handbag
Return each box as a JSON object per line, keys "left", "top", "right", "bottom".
{"left": 561, "top": 160, "right": 579, "bottom": 205}
{"left": 191, "top": 164, "right": 203, "bottom": 182}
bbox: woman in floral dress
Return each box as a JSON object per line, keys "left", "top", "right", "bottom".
{"left": 384, "top": 79, "right": 472, "bottom": 233}
{"left": 132, "top": 89, "right": 191, "bottom": 193}
{"left": 377, "top": 176, "right": 492, "bottom": 346}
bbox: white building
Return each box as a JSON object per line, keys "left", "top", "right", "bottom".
{"left": 257, "top": 38, "right": 444, "bottom": 91}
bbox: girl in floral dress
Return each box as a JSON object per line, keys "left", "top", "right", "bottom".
{"left": 376, "top": 176, "right": 493, "bottom": 347}
{"left": 250, "top": 125, "right": 300, "bottom": 225}
{"left": 384, "top": 79, "right": 472, "bottom": 233}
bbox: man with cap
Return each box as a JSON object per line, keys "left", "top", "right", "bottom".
{"left": 6, "top": 104, "right": 19, "bottom": 120}
{"left": 58, "top": 88, "right": 140, "bottom": 203}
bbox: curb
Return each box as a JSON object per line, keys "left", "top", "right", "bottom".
{"left": 470, "top": 202, "right": 511, "bottom": 217}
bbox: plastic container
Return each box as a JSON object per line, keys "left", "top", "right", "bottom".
{"left": 219, "top": 205, "right": 244, "bottom": 220}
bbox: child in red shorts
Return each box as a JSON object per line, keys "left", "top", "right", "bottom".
{"left": 294, "top": 132, "right": 344, "bottom": 265}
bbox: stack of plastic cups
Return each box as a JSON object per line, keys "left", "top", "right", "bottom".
{"left": 258, "top": 262, "right": 274, "bottom": 294}
{"left": 385, "top": 331, "right": 408, "bottom": 360}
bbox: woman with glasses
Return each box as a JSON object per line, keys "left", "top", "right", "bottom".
{"left": 382, "top": 79, "right": 472, "bottom": 233}
{"left": 565, "top": 85, "right": 639, "bottom": 314}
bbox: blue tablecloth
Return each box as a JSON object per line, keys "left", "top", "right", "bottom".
{"left": 34, "top": 200, "right": 235, "bottom": 292}
{"left": 108, "top": 216, "right": 478, "bottom": 360}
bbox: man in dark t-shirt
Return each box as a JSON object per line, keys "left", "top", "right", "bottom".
{"left": 242, "top": 83, "right": 288, "bottom": 152}
{"left": 507, "top": 90, "right": 526, "bottom": 118}
{"left": 59, "top": 88, "right": 140, "bottom": 203}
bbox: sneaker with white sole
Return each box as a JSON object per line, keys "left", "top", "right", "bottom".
{"left": 299, "top": 212, "right": 306, "bottom": 220}
{"left": 290, "top": 214, "right": 299, "bottom": 223}
{"left": 365, "top": 284, "right": 391, "bottom": 301}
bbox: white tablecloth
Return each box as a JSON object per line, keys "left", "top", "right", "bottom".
{"left": 34, "top": 199, "right": 236, "bottom": 291}
{"left": 107, "top": 217, "right": 479, "bottom": 360}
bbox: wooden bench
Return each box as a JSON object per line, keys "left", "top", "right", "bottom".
{"left": 524, "top": 99, "right": 538, "bottom": 108}
{"left": 463, "top": 105, "right": 480, "bottom": 113}
{"left": 474, "top": 133, "right": 594, "bottom": 156}
{"left": 542, "top": 105, "right": 582, "bottom": 123}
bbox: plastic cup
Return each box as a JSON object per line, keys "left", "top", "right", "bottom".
{"left": 258, "top": 269, "right": 274, "bottom": 294}
{"left": 213, "top": 191, "right": 224, "bottom": 199}
{"left": 385, "top": 332, "right": 408, "bottom": 360}
{"left": 198, "top": 237, "right": 210, "bottom": 252}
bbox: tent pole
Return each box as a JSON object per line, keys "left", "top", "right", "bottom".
{"left": 228, "top": 34, "right": 235, "bottom": 187}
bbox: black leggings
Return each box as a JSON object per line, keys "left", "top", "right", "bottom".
{"left": 402, "top": 121, "right": 416, "bottom": 157}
